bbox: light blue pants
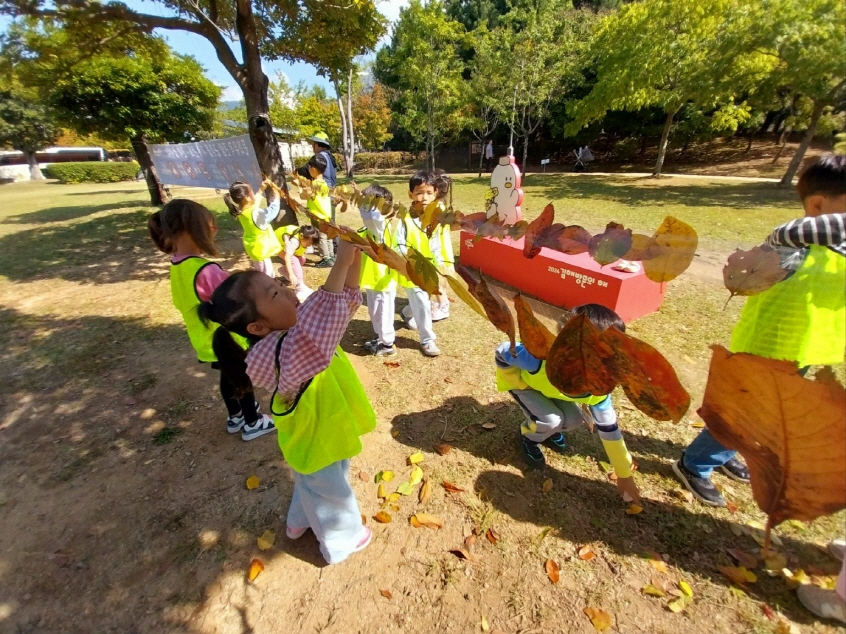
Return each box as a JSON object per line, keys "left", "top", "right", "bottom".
{"left": 682, "top": 429, "right": 736, "bottom": 478}
{"left": 287, "top": 459, "right": 367, "bottom": 564}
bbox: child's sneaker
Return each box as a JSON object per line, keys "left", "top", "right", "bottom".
{"left": 719, "top": 456, "right": 751, "bottom": 483}
{"left": 797, "top": 584, "right": 846, "bottom": 623}
{"left": 227, "top": 413, "right": 245, "bottom": 434}
{"left": 352, "top": 527, "right": 372, "bottom": 554}
{"left": 431, "top": 305, "right": 450, "bottom": 322}
{"left": 421, "top": 341, "right": 441, "bottom": 357}
{"left": 363, "top": 338, "right": 379, "bottom": 353}
{"left": 672, "top": 455, "right": 726, "bottom": 507}
{"left": 315, "top": 257, "right": 335, "bottom": 269}
{"left": 241, "top": 414, "right": 275, "bottom": 441}
{"left": 286, "top": 526, "right": 309, "bottom": 540}
{"left": 543, "top": 432, "right": 568, "bottom": 455}
{"left": 374, "top": 343, "right": 397, "bottom": 358}
{"left": 401, "top": 305, "right": 417, "bottom": 331}
{"left": 521, "top": 435, "right": 546, "bottom": 468}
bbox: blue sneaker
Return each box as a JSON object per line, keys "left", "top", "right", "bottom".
{"left": 520, "top": 435, "right": 546, "bottom": 468}
{"left": 543, "top": 432, "right": 568, "bottom": 455}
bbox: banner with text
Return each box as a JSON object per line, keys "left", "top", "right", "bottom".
{"left": 149, "top": 135, "right": 262, "bottom": 191}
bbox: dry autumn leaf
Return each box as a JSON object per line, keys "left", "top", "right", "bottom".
{"left": 546, "top": 314, "right": 617, "bottom": 397}
{"left": 679, "top": 581, "right": 693, "bottom": 597}
{"left": 433, "top": 443, "right": 452, "bottom": 455}
{"left": 256, "top": 530, "right": 275, "bottom": 551}
{"left": 542, "top": 478, "right": 553, "bottom": 493}
{"left": 578, "top": 545, "right": 596, "bottom": 561}
{"left": 373, "top": 511, "right": 392, "bottom": 524}
{"left": 626, "top": 503, "right": 644, "bottom": 515}
{"left": 408, "top": 452, "right": 424, "bottom": 465}
{"left": 443, "top": 273, "right": 487, "bottom": 319}
{"left": 481, "top": 422, "right": 497, "bottom": 430}
{"left": 450, "top": 548, "right": 480, "bottom": 563}
{"left": 642, "top": 216, "right": 699, "bottom": 283}
{"left": 486, "top": 528, "right": 499, "bottom": 544}
{"left": 375, "top": 470, "right": 395, "bottom": 483}
{"left": 667, "top": 596, "right": 690, "bottom": 613}
{"left": 410, "top": 466, "right": 424, "bottom": 485}
{"left": 377, "top": 483, "right": 387, "bottom": 500}
{"left": 583, "top": 607, "right": 613, "bottom": 632}
{"left": 589, "top": 222, "right": 633, "bottom": 266}
{"left": 245, "top": 476, "right": 260, "bottom": 490}
{"left": 723, "top": 245, "right": 787, "bottom": 301}
{"left": 513, "top": 293, "right": 557, "bottom": 360}
{"left": 545, "top": 559, "right": 560, "bottom": 583}
{"left": 396, "top": 482, "right": 413, "bottom": 496}
{"left": 358, "top": 471, "right": 370, "bottom": 482}
{"left": 480, "top": 615, "right": 490, "bottom": 632}
{"left": 649, "top": 559, "right": 669, "bottom": 574}
{"left": 727, "top": 548, "right": 759, "bottom": 569}
{"left": 379, "top": 589, "right": 392, "bottom": 600}
{"left": 412, "top": 513, "right": 443, "bottom": 529}
{"left": 247, "top": 558, "right": 264, "bottom": 581}
{"left": 554, "top": 225, "right": 592, "bottom": 255}
{"left": 698, "top": 346, "right": 846, "bottom": 540}
{"left": 405, "top": 247, "right": 442, "bottom": 295}
{"left": 442, "top": 481, "right": 465, "bottom": 493}
{"left": 474, "top": 271, "right": 517, "bottom": 354}
{"left": 719, "top": 565, "right": 757, "bottom": 586}
{"left": 419, "top": 478, "right": 432, "bottom": 504}
{"left": 523, "top": 204, "right": 555, "bottom": 259}
{"left": 623, "top": 233, "right": 656, "bottom": 261}
{"left": 642, "top": 585, "right": 666, "bottom": 597}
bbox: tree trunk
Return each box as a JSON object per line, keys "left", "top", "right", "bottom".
{"left": 345, "top": 67, "right": 355, "bottom": 179}
{"left": 758, "top": 110, "right": 777, "bottom": 135}
{"left": 25, "top": 151, "right": 44, "bottom": 180}
{"left": 772, "top": 127, "right": 791, "bottom": 164}
{"left": 522, "top": 135, "right": 529, "bottom": 172}
{"left": 639, "top": 135, "right": 648, "bottom": 156}
{"left": 745, "top": 133, "right": 754, "bottom": 153}
{"left": 336, "top": 82, "right": 350, "bottom": 175}
{"left": 652, "top": 108, "right": 678, "bottom": 178}
{"left": 130, "top": 132, "right": 168, "bottom": 206}
{"left": 478, "top": 142, "right": 485, "bottom": 178}
{"left": 780, "top": 99, "right": 825, "bottom": 186}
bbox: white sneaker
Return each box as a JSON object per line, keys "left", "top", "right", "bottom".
{"left": 421, "top": 341, "right": 441, "bottom": 357}
{"left": 431, "top": 306, "right": 450, "bottom": 322}
{"left": 241, "top": 414, "right": 275, "bottom": 441}
{"left": 286, "top": 526, "right": 309, "bottom": 540}
{"left": 797, "top": 584, "right": 846, "bottom": 623}
{"left": 401, "top": 305, "right": 417, "bottom": 331}
{"left": 829, "top": 539, "right": 846, "bottom": 562}
{"left": 227, "top": 413, "right": 245, "bottom": 434}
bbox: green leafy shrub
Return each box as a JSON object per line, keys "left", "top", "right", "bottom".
{"left": 44, "top": 161, "right": 140, "bottom": 184}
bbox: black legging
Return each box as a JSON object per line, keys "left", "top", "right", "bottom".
{"left": 218, "top": 370, "right": 260, "bottom": 423}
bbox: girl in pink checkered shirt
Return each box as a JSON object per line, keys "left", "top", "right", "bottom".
{"left": 198, "top": 239, "right": 376, "bottom": 565}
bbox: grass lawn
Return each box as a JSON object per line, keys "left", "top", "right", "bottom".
{"left": 0, "top": 177, "right": 841, "bottom": 634}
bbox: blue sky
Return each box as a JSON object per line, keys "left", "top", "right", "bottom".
{"left": 1, "top": 0, "right": 408, "bottom": 100}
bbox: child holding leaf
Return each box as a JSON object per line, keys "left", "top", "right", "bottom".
{"left": 495, "top": 304, "right": 640, "bottom": 504}
{"left": 224, "top": 179, "right": 283, "bottom": 278}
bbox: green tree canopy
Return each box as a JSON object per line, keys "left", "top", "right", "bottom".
{"left": 0, "top": 87, "right": 58, "bottom": 179}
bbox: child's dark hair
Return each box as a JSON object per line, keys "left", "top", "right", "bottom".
{"left": 148, "top": 199, "right": 219, "bottom": 256}
{"left": 362, "top": 183, "right": 394, "bottom": 205}
{"left": 797, "top": 154, "right": 846, "bottom": 200}
{"left": 409, "top": 170, "right": 438, "bottom": 192}
{"left": 433, "top": 169, "right": 452, "bottom": 200}
{"left": 197, "top": 270, "right": 264, "bottom": 396}
{"left": 224, "top": 181, "right": 254, "bottom": 217}
{"left": 308, "top": 153, "right": 328, "bottom": 175}
{"left": 299, "top": 225, "right": 319, "bottom": 242}
{"left": 558, "top": 304, "right": 626, "bottom": 333}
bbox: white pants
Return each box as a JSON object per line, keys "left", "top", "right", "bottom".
{"left": 251, "top": 258, "right": 275, "bottom": 278}
{"left": 406, "top": 286, "right": 436, "bottom": 345}
{"left": 366, "top": 289, "right": 396, "bottom": 346}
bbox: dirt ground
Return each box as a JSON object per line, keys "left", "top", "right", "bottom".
{"left": 0, "top": 178, "right": 843, "bottom": 634}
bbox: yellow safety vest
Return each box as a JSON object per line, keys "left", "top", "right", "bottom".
{"left": 495, "top": 360, "right": 608, "bottom": 406}
{"left": 730, "top": 245, "right": 846, "bottom": 367}
{"left": 237, "top": 204, "right": 282, "bottom": 261}
{"left": 397, "top": 216, "right": 435, "bottom": 289}
{"left": 169, "top": 257, "right": 220, "bottom": 363}
{"left": 436, "top": 224, "right": 455, "bottom": 274}
{"left": 275, "top": 225, "right": 306, "bottom": 257}
{"left": 270, "top": 334, "right": 376, "bottom": 475}
{"left": 359, "top": 223, "right": 399, "bottom": 292}
{"left": 307, "top": 180, "right": 332, "bottom": 222}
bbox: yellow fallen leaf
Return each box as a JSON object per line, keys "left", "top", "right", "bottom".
{"left": 419, "top": 478, "right": 432, "bottom": 504}
{"left": 257, "top": 530, "right": 275, "bottom": 551}
{"left": 764, "top": 553, "right": 787, "bottom": 571}
{"left": 390, "top": 503, "right": 400, "bottom": 511}
{"left": 626, "top": 503, "right": 643, "bottom": 515}
{"left": 387, "top": 492, "right": 401, "bottom": 503}
{"left": 396, "top": 482, "right": 413, "bottom": 496}
{"left": 246, "top": 475, "right": 260, "bottom": 490}
{"left": 410, "top": 515, "right": 421, "bottom": 528}
{"left": 728, "top": 586, "right": 747, "bottom": 598}
{"left": 408, "top": 452, "right": 424, "bottom": 465}
{"left": 719, "top": 565, "right": 757, "bottom": 586}
{"left": 774, "top": 619, "right": 801, "bottom": 634}
{"left": 583, "top": 607, "right": 612, "bottom": 631}
{"left": 667, "top": 596, "right": 689, "bottom": 613}
{"left": 247, "top": 558, "right": 264, "bottom": 581}
{"left": 784, "top": 569, "right": 810, "bottom": 589}
{"left": 648, "top": 559, "right": 669, "bottom": 574}
{"left": 542, "top": 478, "right": 553, "bottom": 493}
{"left": 679, "top": 581, "right": 693, "bottom": 597}
{"left": 410, "top": 465, "right": 424, "bottom": 485}
{"left": 481, "top": 615, "right": 490, "bottom": 632}
{"left": 411, "top": 513, "right": 443, "bottom": 529}
{"left": 375, "top": 470, "right": 395, "bottom": 483}
{"left": 391, "top": 430, "right": 400, "bottom": 437}
{"left": 642, "top": 585, "right": 666, "bottom": 597}
{"left": 373, "top": 511, "right": 392, "bottom": 523}
{"left": 377, "top": 483, "right": 387, "bottom": 499}
{"left": 379, "top": 588, "right": 392, "bottom": 600}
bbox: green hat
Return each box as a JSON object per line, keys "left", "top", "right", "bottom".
{"left": 307, "top": 132, "right": 332, "bottom": 149}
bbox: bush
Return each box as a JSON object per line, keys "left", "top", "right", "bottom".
{"left": 44, "top": 161, "right": 140, "bottom": 184}
{"left": 291, "top": 151, "right": 426, "bottom": 175}
{"left": 292, "top": 153, "right": 344, "bottom": 171}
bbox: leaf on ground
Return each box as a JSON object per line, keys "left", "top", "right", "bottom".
{"left": 405, "top": 246, "right": 441, "bottom": 295}
{"left": 358, "top": 471, "right": 370, "bottom": 482}
{"left": 419, "top": 478, "right": 432, "bottom": 504}
{"left": 247, "top": 558, "right": 264, "bottom": 581}
{"left": 542, "top": 478, "right": 553, "bottom": 493}
{"left": 410, "top": 466, "right": 424, "bottom": 485}
{"left": 600, "top": 326, "right": 690, "bottom": 423}
{"left": 480, "top": 615, "right": 490, "bottom": 632}
{"left": 775, "top": 619, "right": 801, "bottom": 634}
{"left": 383, "top": 360, "right": 400, "bottom": 368}
{"left": 727, "top": 548, "right": 759, "bottom": 569}
{"left": 578, "top": 545, "right": 596, "bottom": 561}
{"left": 764, "top": 553, "right": 788, "bottom": 571}
{"left": 667, "top": 596, "right": 690, "bottom": 613}
{"left": 698, "top": 345, "right": 846, "bottom": 532}
{"left": 642, "top": 216, "right": 699, "bottom": 283}
{"left": 257, "top": 530, "right": 275, "bottom": 551}
{"left": 648, "top": 559, "right": 669, "bottom": 574}
{"left": 361, "top": 514, "right": 367, "bottom": 525}
{"left": 373, "top": 511, "right": 392, "bottom": 523}
{"left": 408, "top": 452, "right": 424, "bottom": 465}
{"left": 464, "top": 534, "right": 476, "bottom": 549}
{"left": 442, "top": 481, "right": 465, "bottom": 493}
{"left": 375, "top": 470, "right": 395, "bottom": 483}
{"left": 379, "top": 589, "right": 392, "bottom": 600}
{"left": 545, "top": 559, "right": 560, "bottom": 583}
{"left": 672, "top": 489, "right": 694, "bottom": 504}
{"left": 245, "top": 476, "right": 260, "bottom": 490}
{"left": 723, "top": 245, "right": 787, "bottom": 301}
{"left": 486, "top": 528, "right": 499, "bottom": 544}
{"left": 642, "top": 585, "right": 666, "bottom": 597}
{"left": 513, "top": 294, "right": 557, "bottom": 360}
{"left": 412, "top": 513, "right": 443, "bottom": 529}
{"left": 450, "top": 548, "right": 480, "bottom": 563}
{"left": 626, "top": 503, "right": 644, "bottom": 515}
{"left": 443, "top": 273, "right": 487, "bottom": 319}
{"left": 481, "top": 422, "right": 497, "bottom": 430}
{"left": 546, "top": 314, "right": 617, "bottom": 397}
{"left": 524, "top": 204, "right": 555, "bottom": 259}
{"left": 679, "top": 581, "right": 693, "bottom": 597}
{"left": 589, "top": 222, "right": 633, "bottom": 266}
{"left": 387, "top": 492, "right": 401, "bottom": 503}
{"left": 583, "top": 607, "right": 613, "bottom": 632}
{"left": 719, "top": 565, "right": 757, "bottom": 586}
{"left": 377, "top": 483, "right": 387, "bottom": 500}
{"left": 433, "top": 443, "right": 452, "bottom": 455}
{"left": 396, "top": 482, "right": 414, "bottom": 496}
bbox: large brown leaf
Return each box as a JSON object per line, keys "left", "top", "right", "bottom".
{"left": 589, "top": 222, "right": 633, "bottom": 266}
{"left": 405, "top": 246, "right": 441, "bottom": 295}
{"left": 524, "top": 204, "right": 554, "bottom": 259}
{"left": 600, "top": 327, "right": 690, "bottom": 423}
{"left": 698, "top": 346, "right": 846, "bottom": 532}
{"left": 457, "top": 265, "right": 516, "bottom": 354}
{"left": 723, "top": 246, "right": 788, "bottom": 301}
{"left": 546, "top": 314, "right": 617, "bottom": 396}
{"left": 365, "top": 237, "right": 408, "bottom": 276}
{"left": 642, "top": 216, "right": 698, "bottom": 283}
{"left": 513, "top": 294, "right": 557, "bottom": 360}
{"left": 554, "top": 225, "right": 592, "bottom": 255}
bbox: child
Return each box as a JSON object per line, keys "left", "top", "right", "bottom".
{"left": 224, "top": 179, "right": 283, "bottom": 278}
{"left": 431, "top": 169, "right": 454, "bottom": 322}
{"left": 275, "top": 224, "right": 319, "bottom": 299}
{"left": 672, "top": 154, "right": 846, "bottom": 510}
{"left": 495, "top": 304, "right": 640, "bottom": 503}
{"left": 305, "top": 153, "right": 335, "bottom": 268}
{"left": 395, "top": 170, "right": 442, "bottom": 357}
{"left": 147, "top": 199, "right": 275, "bottom": 441}
{"left": 358, "top": 183, "right": 400, "bottom": 358}
{"left": 198, "top": 239, "right": 376, "bottom": 565}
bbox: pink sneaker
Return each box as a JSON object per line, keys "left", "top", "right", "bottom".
{"left": 352, "top": 527, "right": 372, "bottom": 554}
{"left": 286, "top": 526, "right": 308, "bottom": 540}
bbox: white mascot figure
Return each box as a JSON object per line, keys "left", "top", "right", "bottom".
{"left": 487, "top": 156, "right": 523, "bottom": 225}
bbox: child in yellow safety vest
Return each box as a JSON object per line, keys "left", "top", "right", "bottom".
{"left": 495, "top": 304, "right": 640, "bottom": 504}
{"left": 198, "top": 239, "right": 376, "bottom": 565}
{"left": 224, "top": 179, "right": 283, "bottom": 278}
{"left": 275, "top": 224, "right": 319, "bottom": 300}
{"left": 147, "top": 199, "right": 275, "bottom": 441}
{"left": 430, "top": 169, "right": 454, "bottom": 322}
{"left": 305, "top": 153, "right": 335, "bottom": 268}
